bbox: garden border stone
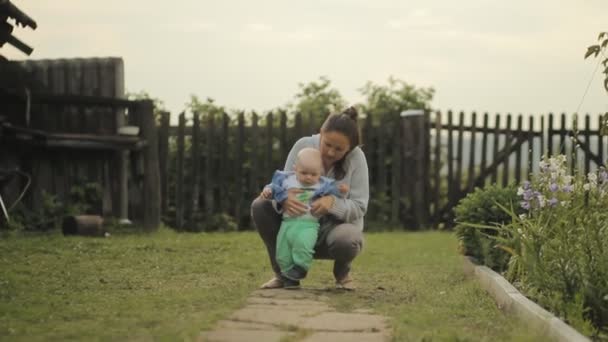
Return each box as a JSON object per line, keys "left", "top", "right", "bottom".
{"left": 462, "top": 256, "right": 590, "bottom": 342}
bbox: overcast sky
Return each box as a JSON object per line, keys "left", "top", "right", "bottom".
{"left": 3, "top": 0, "right": 608, "bottom": 117}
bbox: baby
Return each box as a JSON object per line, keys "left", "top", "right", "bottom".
{"left": 263, "top": 147, "right": 348, "bottom": 289}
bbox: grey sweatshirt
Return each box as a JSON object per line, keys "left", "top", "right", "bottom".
{"left": 283, "top": 134, "right": 369, "bottom": 231}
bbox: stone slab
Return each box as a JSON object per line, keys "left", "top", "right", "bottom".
{"left": 302, "top": 331, "right": 388, "bottom": 342}
{"left": 300, "top": 312, "right": 388, "bottom": 332}
{"left": 199, "top": 329, "right": 290, "bottom": 342}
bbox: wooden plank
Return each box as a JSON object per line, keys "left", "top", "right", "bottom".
{"left": 280, "top": 110, "right": 288, "bottom": 164}
{"left": 455, "top": 112, "right": 465, "bottom": 195}
{"left": 205, "top": 112, "right": 215, "bottom": 216}
{"left": 220, "top": 112, "right": 230, "bottom": 214}
{"left": 265, "top": 112, "right": 273, "bottom": 176}
{"left": 540, "top": 115, "right": 545, "bottom": 158}
{"left": 390, "top": 115, "right": 401, "bottom": 226}
{"left": 547, "top": 113, "right": 554, "bottom": 156}
{"left": 570, "top": 114, "right": 577, "bottom": 175}
{"left": 294, "top": 112, "right": 302, "bottom": 143}
{"left": 527, "top": 116, "right": 534, "bottom": 179}
{"left": 249, "top": 113, "right": 259, "bottom": 206}
{"left": 584, "top": 114, "right": 591, "bottom": 175}
{"left": 491, "top": 114, "right": 501, "bottom": 184}
{"left": 599, "top": 115, "right": 604, "bottom": 168}
{"left": 158, "top": 111, "right": 170, "bottom": 217}
{"left": 559, "top": 113, "right": 566, "bottom": 154}
{"left": 466, "top": 112, "right": 477, "bottom": 191}
{"left": 446, "top": 111, "right": 454, "bottom": 211}
{"left": 175, "top": 112, "right": 185, "bottom": 229}
{"left": 308, "top": 111, "right": 314, "bottom": 135}
{"left": 479, "top": 113, "right": 489, "bottom": 188}
{"left": 433, "top": 111, "right": 442, "bottom": 227}
{"left": 502, "top": 114, "right": 512, "bottom": 187}
{"left": 235, "top": 112, "right": 245, "bottom": 225}
{"left": 190, "top": 112, "right": 201, "bottom": 220}
{"left": 377, "top": 117, "right": 387, "bottom": 196}
{"left": 514, "top": 115, "right": 523, "bottom": 184}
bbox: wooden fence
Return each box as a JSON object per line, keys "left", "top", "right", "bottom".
{"left": 159, "top": 110, "right": 607, "bottom": 230}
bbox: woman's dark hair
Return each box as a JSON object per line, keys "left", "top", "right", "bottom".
{"left": 320, "top": 106, "right": 361, "bottom": 180}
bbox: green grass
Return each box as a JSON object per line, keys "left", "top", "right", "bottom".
{"left": 0, "top": 228, "right": 544, "bottom": 341}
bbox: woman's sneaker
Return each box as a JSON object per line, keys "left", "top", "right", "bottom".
{"left": 335, "top": 274, "right": 356, "bottom": 291}
{"left": 260, "top": 277, "right": 283, "bottom": 289}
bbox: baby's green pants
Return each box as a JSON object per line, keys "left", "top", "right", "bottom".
{"left": 276, "top": 218, "right": 319, "bottom": 274}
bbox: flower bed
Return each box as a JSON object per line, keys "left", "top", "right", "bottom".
{"left": 455, "top": 155, "right": 608, "bottom": 340}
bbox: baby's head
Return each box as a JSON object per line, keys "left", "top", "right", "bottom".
{"left": 295, "top": 147, "right": 323, "bottom": 186}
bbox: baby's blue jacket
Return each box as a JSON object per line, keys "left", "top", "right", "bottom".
{"left": 266, "top": 170, "right": 343, "bottom": 204}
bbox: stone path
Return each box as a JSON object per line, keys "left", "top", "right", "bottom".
{"left": 199, "top": 288, "right": 391, "bottom": 342}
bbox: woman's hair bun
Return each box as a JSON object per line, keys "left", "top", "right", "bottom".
{"left": 342, "top": 106, "right": 358, "bottom": 121}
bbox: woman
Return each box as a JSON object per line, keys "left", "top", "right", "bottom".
{"left": 251, "top": 106, "right": 369, "bottom": 290}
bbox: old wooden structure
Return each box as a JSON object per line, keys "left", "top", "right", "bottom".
{"left": 0, "top": 58, "right": 160, "bottom": 230}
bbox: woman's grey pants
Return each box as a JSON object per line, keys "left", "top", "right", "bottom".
{"left": 251, "top": 197, "right": 363, "bottom": 280}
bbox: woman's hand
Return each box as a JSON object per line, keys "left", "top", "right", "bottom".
{"left": 282, "top": 189, "right": 307, "bottom": 216}
{"left": 310, "top": 195, "right": 335, "bottom": 217}
{"left": 259, "top": 187, "right": 272, "bottom": 199}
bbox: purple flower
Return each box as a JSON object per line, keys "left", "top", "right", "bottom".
{"left": 548, "top": 197, "right": 559, "bottom": 207}
{"left": 562, "top": 184, "right": 573, "bottom": 193}
{"left": 600, "top": 170, "right": 608, "bottom": 184}
{"left": 549, "top": 183, "right": 558, "bottom": 192}
{"left": 520, "top": 201, "right": 530, "bottom": 210}
{"left": 523, "top": 189, "right": 534, "bottom": 201}
{"left": 522, "top": 181, "right": 531, "bottom": 190}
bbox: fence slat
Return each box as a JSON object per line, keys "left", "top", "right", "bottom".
{"left": 390, "top": 116, "right": 401, "bottom": 226}
{"left": 515, "top": 115, "right": 523, "bottom": 184}
{"left": 455, "top": 112, "right": 465, "bottom": 194}
{"left": 599, "top": 115, "right": 604, "bottom": 168}
{"left": 446, "top": 111, "right": 455, "bottom": 210}
{"left": 175, "top": 112, "right": 185, "bottom": 229}
{"left": 220, "top": 113, "right": 230, "bottom": 214}
{"left": 433, "top": 111, "right": 441, "bottom": 228}
{"left": 479, "top": 113, "right": 489, "bottom": 188}
{"left": 377, "top": 118, "right": 387, "bottom": 195}
{"left": 548, "top": 113, "right": 554, "bottom": 156}
{"left": 205, "top": 112, "right": 215, "bottom": 216}
{"left": 280, "top": 111, "right": 288, "bottom": 163}
{"left": 559, "top": 113, "right": 567, "bottom": 155}
{"left": 158, "top": 111, "right": 169, "bottom": 217}
{"left": 235, "top": 112, "right": 245, "bottom": 225}
{"left": 249, "top": 113, "right": 259, "bottom": 205}
{"left": 527, "top": 116, "right": 534, "bottom": 179}
{"left": 502, "top": 114, "right": 512, "bottom": 187}
{"left": 466, "top": 112, "right": 477, "bottom": 191}
{"left": 585, "top": 114, "right": 591, "bottom": 174}
{"left": 190, "top": 112, "right": 201, "bottom": 221}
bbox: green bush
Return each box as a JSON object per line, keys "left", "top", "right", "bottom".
{"left": 453, "top": 184, "right": 521, "bottom": 271}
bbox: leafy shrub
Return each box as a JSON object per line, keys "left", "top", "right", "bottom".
{"left": 453, "top": 184, "right": 521, "bottom": 271}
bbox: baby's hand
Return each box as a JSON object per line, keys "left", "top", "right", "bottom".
{"left": 338, "top": 183, "right": 349, "bottom": 194}
{"left": 261, "top": 187, "right": 273, "bottom": 199}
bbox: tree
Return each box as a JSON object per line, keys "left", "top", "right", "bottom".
{"left": 289, "top": 76, "right": 346, "bottom": 128}
{"left": 359, "top": 76, "right": 434, "bottom": 124}
{"left": 584, "top": 32, "right": 608, "bottom": 135}
{"left": 584, "top": 32, "right": 608, "bottom": 93}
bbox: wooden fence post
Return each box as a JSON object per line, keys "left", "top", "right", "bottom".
{"left": 135, "top": 99, "right": 160, "bottom": 231}
{"left": 401, "top": 110, "right": 430, "bottom": 229}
